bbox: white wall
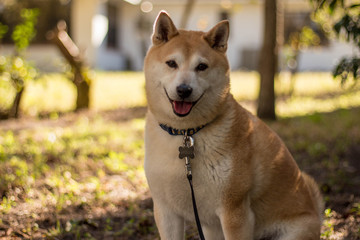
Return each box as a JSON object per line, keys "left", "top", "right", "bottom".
{"left": 299, "top": 41, "right": 357, "bottom": 71}
{"left": 119, "top": 3, "right": 147, "bottom": 70}
{"left": 228, "top": 2, "right": 263, "bottom": 69}
{"left": 95, "top": 1, "right": 125, "bottom": 70}
{"left": 71, "top": 0, "right": 99, "bottom": 67}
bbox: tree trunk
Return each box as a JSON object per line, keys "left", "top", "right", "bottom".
{"left": 180, "top": 0, "right": 195, "bottom": 29}
{"left": 9, "top": 88, "right": 24, "bottom": 118}
{"left": 48, "top": 21, "right": 91, "bottom": 112}
{"left": 257, "top": 0, "right": 278, "bottom": 120}
{"left": 75, "top": 70, "right": 90, "bottom": 110}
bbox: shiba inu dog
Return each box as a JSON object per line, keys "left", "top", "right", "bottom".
{"left": 144, "top": 11, "right": 323, "bottom": 240}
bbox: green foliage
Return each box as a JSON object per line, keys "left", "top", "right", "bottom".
{"left": 0, "top": 22, "right": 8, "bottom": 40}
{"left": 0, "top": 196, "right": 16, "bottom": 214}
{"left": 311, "top": 0, "right": 360, "bottom": 84}
{"left": 287, "top": 26, "right": 321, "bottom": 51}
{"left": 0, "top": 8, "right": 39, "bottom": 117}
{"left": 350, "top": 202, "right": 360, "bottom": 216}
{"left": 0, "top": 56, "right": 37, "bottom": 92}
{"left": 332, "top": 4, "right": 360, "bottom": 45}
{"left": 104, "top": 151, "right": 128, "bottom": 173}
{"left": 11, "top": 8, "right": 39, "bottom": 52}
{"left": 321, "top": 208, "right": 335, "bottom": 238}
{"left": 333, "top": 57, "right": 360, "bottom": 85}
{"left": 0, "top": 132, "right": 30, "bottom": 197}
{"left": 284, "top": 26, "right": 321, "bottom": 71}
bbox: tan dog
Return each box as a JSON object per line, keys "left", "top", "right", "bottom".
{"left": 144, "top": 11, "right": 323, "bottom": 240}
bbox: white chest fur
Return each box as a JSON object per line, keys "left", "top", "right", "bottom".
{"left": 144, "top": 113, "right": 232, "bottom": 227}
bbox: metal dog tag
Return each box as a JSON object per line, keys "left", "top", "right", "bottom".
{"left": 179, "top": 135, "right": 194, "bottom": 159}
{"left": 179, "top": 145, "right": 194, "bottom": 159}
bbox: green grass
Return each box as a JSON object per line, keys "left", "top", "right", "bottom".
{"left": 0, "top": 71, "right": 147, "bottom": 115}
{"left": 1, "top": 71, "right": 360, "bottom": 239}
{"left": 1, "top": 71, "right": 359, "bottom": 117}
{"left": 0, "top": 116, "right": 151, "bottom": 239}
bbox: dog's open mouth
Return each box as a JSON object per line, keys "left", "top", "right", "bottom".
{"left": 172, "top": 101, "right": 194, "bottom": 117}
{"left": 164, "top": 88, "right": 203, "bottom": 117}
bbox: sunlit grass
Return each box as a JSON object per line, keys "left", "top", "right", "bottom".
{"left": 92, "top": 71, "right": 146, "bottom": 110}
{"left": 0, "top": 116, "right": 147, "bottom": 208}
{"left": 274, "top": 72, "right": 360, "bottom": 117}
{"left": 22, "top": 74, "right": 76, "bottom": 114}
{"left": 0, "top": 78, "right": 15, "bottom": 110}
{"left": 277, "top": 90, "right": 360, "bottom": 117}
{"left": 229, "top": 71, "right": 259, "bottom": 101}
{"left": 1, "top": 71, "right": 360, "bottom": 118}
{"left": 232, "top": 71, "right": 360, "bottom": 117}
{"left": 0, "top": 115, "right": 151, "bottom": 238}
{"left": 1, "top": 71, "right": 360, "bottom": 238}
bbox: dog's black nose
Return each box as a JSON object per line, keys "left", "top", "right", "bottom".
{"left": 177, "top": 84, "right": 192, "bottom": 99}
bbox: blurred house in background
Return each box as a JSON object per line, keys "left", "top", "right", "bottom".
{"left": 0, "top": 0, "right": 356, "bottom": 71}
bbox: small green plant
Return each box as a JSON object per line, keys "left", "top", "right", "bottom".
{"left": 116, "top": 218, "right": 136, "bottom": 236}
{"left": 0, "top": 196, "right": 16, "bottom": 214}
{"left": 350, "top": 202, "right": 360, "bottom": 216}
{"left": 321, "top": 208, "right": 335, "bottom": 239}
{"left": 46, "top": 220, "right": 64, "bottom": 238}
{"left": 0, "top": 156, "right": 30, "bottom": 197}
{"left": 104, "top": 151, "right": 128, "bottom": 173}
{"left": 0, "top": 8, "right": 39, "bottom": 118}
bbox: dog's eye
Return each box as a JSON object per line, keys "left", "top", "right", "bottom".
{"left": 166, "top": 60, "right": 178, "bottom": 69}
{"left": 196, "top": 63, "right": 208, "bottom": 72}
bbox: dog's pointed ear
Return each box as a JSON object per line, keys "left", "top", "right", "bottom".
{"left": 204, "top": 20, "right": 229, "bottom": 52}
{"left": 152, "top": 11, "right": 179, "bottom": 45}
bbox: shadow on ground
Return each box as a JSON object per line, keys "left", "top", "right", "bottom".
{"left": 0, "top": 106, "right": 359, "bottom": 239}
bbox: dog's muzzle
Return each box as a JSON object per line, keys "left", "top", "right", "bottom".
{"left": 164, "top": 87, "right": 203, "bottom": 117}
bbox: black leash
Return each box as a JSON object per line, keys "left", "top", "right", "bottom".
{"left": 180, "top": 132, "right": 205, "bottom": 240}
{"left": 187, "top": 171, "right": 206, "bottom": 240}
{"left": 159, "top": 124, "right": 207, "bottom": 240}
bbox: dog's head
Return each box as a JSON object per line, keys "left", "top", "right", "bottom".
{"left": 144, "top": 11, "right": 230, "bottom": 129}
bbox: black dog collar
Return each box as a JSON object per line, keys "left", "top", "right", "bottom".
{"left": 159, "top": 123, "right": 207, "bottom": 136}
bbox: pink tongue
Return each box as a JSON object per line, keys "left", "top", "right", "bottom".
{"left": 173, "top": 101, "right": 193, "bottom": 115}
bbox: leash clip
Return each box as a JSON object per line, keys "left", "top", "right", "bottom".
{"left": 183, "top": 131, "right": 194, "bottom": 147}
{"left": 179, "top": 132, "right": 195, "bottom": 177}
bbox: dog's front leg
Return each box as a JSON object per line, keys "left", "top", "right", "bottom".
{"left": 220, "top": 198, "right": 255, "bottom": 240}
{"left": 154, "top": 201, "right": 184, "bottom": 240}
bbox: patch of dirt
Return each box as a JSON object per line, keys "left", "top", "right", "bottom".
{"left": 0, "top": 106, "right": 147, "bottom": 132}
{"left": 1, "top": 107, "right": 360, "bottom": 239}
